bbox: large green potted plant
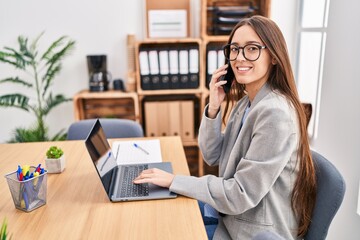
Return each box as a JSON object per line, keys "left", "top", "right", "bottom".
{"left": 0, "top": 33, "right": 75, "bottom": 142}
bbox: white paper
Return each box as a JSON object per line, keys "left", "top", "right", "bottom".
{"left": 148, "top": 10, "right": 187, "bottom": 38}
{"left": 112, "top": 139, "right": 163, "bottom": 165}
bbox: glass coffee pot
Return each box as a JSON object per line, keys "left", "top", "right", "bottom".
{"left": 87, "top": 55, "right": 112, "bottom": 92}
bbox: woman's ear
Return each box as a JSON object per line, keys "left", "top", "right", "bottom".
{"left": 272, "top": 58, "right": 277, "bottom": 65}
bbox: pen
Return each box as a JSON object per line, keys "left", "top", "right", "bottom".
{"left": 17, "top": 165, "right": 22, "bottom": 180}
{"left": 133, "top": 143, "right": 149, "bottom": 155}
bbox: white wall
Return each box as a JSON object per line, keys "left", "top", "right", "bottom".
{"left": 2, "top": 0, "right": 357, "bottom": 238}
{"left": 0, "top": 0, "right": 296, "bottom": 143}
{"left": 312, "top": 0, "right": 360, "bottom": 238}
{"left": 0, "top": 0, "right": 144, "bottom": 142}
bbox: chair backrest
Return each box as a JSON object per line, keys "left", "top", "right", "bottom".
{"left": 304, "top": 150, "right": 346, "bottom": 240}
{"left": 67, "top": 118, "right": 144, "bottom": 140}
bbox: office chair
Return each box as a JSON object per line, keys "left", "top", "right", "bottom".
{"left": 304, "top": 150, "right": 346, "bottom": 240}
{"left": 67, "top": 118, "right": 144, "bottom": 140}
{"left": 252, "top": 150, "right": 345, "bottom": 240}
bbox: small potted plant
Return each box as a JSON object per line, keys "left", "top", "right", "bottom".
{"left": 45, "top": 146, "right": 65, "bottom": 173}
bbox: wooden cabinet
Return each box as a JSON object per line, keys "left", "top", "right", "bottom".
{"left": 73, "top": 90, "right": 140, "bottom": 122}
{"left": 201, "top": 0, "right": 271, "bottom": 39}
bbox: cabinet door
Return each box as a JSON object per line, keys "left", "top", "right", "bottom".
{"left": 180, "top": 100, "right": 195, "bottom": 141}
{"left": 168, "top": 101, "right": 181, "bottom": 137}
{"left": 157, "top": 102, "right": 170, "bottom": 136}
{"left": 144, "top": 101, "right": 159, "bottom": 137}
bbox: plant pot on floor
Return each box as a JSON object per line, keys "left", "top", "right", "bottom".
{"left": 45, "top": 155, "right": 65, "bottom": 173}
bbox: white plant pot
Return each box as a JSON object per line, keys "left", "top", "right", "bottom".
{"left": 45, "top": 155, "right": 65, "bottom": 173}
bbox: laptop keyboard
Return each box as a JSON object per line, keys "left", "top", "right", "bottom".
{"left": 118, "top": 165, "right": 149, "bottom": 198}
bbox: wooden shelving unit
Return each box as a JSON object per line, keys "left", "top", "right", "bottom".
{"left": 73, "top": 0, "right": 271, "bottom": 176}
{"left": 73, "top": 90, "right": 140, "bottom": 122}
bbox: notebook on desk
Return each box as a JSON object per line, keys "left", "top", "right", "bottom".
{"left": 84, "top": 119, "right": 177, "bottom": 202}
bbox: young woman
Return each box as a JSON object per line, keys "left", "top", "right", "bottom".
{"left": 134, "top": 15, "right": 316, "bottom": 239}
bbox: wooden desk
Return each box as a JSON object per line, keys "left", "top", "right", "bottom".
{"left": 0, "top": 136, "right": 207, "bottom": 240}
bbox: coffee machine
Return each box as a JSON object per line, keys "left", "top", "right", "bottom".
{"left": 87, "top": 55, "right": 111, "bottom": 92}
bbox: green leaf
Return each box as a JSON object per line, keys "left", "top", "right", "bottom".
{"left": 30, "top": 31, "right": 44, "bottom": 54}
{"left": 0, "top": 94, "right": 29, "bottom": 111}
{"left": 0, "top": 218, "right": 8, "bottom": 240}
{"left": 3, "top": 46, "right": 29, "bottom": 68}
{"left": 0, "top": 51, "right": 26, "bottom": 69}
{"left": 41, "top": 37, "right": 75, "bottom": 96}
{"left": 18, "top": 36, "right": 32, "bottom": 59}
{"left": 42, "top": 93, "right": 72, "bottom": 116}
{"left": 41, "top": 36, "right": 68, "bottom": 60}
{"left": 9, "top": 122, "right": 49, "bottom": 142}
{"left": 44, "top": 39, "right": 75, "bottom": 66}
{"left": 0, "top": 77, "right": 32, "bottom": 87}
{"left": 42, "top": 63, "right": 61, "bottom": 96}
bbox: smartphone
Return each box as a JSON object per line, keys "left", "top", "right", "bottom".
{"left": 221, "top": 61, "right": 235, "bottom": 93}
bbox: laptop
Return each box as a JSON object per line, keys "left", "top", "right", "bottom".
{"left": 84, "top": 119, "right": 177, "bottom": 202}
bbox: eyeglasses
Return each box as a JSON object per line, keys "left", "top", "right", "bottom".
{"left": 223, "top": 43, "right": 267, "bottom": 62}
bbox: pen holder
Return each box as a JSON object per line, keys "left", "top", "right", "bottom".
{"left": 4, "top": 166, "right": 47, "bottom": 212}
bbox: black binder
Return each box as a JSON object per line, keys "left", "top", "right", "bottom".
{"left": 206, "top": 44, "right": 218, "bottom": 89}
{"left": 188, "top": 44, "right": 199, "bottom": 89}
{"left": 139, "top": 48, "right": 152, "bottom": 90}
{"left": 169, "top": 46, "right": 180, "bottom": 89}
{"left": 179, "top": 47, "right": 190, "bottom": 89}
{"left": 148, "top": 49, "right": 161, "bottom": 90}
{"left": 158, "top": 47, "right": 171, "bottom": 89}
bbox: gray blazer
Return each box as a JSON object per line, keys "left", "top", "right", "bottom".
{"left": 170, "top": 83, "right": 300, "bottom": 239}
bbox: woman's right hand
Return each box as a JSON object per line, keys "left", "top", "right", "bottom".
{"left": 208, "top": 64, "right": 229, "bottom": 118}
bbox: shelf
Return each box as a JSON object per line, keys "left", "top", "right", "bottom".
{"left": 201, "top": 0, "right": 272, "bottom": 39}
{"left": 135, "top": 38, "right": 204, "bottom": 94}
{"left": 73, "top": 90, "right": 140, "bottom": 122}
{"left": 137, "top": 88, "right": 203, "bottom": 96}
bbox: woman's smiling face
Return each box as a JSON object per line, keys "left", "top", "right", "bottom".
{"left": 230, "top": 25, "right": 274, "bottom": 97}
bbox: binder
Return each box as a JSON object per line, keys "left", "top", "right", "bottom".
{"left": 139, "top": 49, "right": 152, "bottom": 90}
{"left": 169, "top": 48, "right": 180, "bottom": 89}
{"left": 179, "top": 48, "right": 189, "bottom": 89}
{"left": 159, "top": 48, "right": 171, "bottom": 89}
{"left": 217, "top": 49, "right": 225, "bottom": 68}
{"left": 206, "top": 47, "right": 217, "bottom": 88}
{"left": 148, "top": 50, "right": 161, "bottom": 90}
{"left": 189, "top": 46, "right": 199, "bottom": 89}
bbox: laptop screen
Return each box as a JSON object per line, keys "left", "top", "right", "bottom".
{"left": 85, "top": 120, "right": 117, "bottom": 197}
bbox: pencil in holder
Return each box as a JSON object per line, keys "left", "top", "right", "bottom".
{"left": 4, "top": 166, "right": 47, "bottom": 212}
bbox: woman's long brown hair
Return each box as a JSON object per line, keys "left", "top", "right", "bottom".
{"left": 223, "top": 15, "right": 316, "bottom": 237}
